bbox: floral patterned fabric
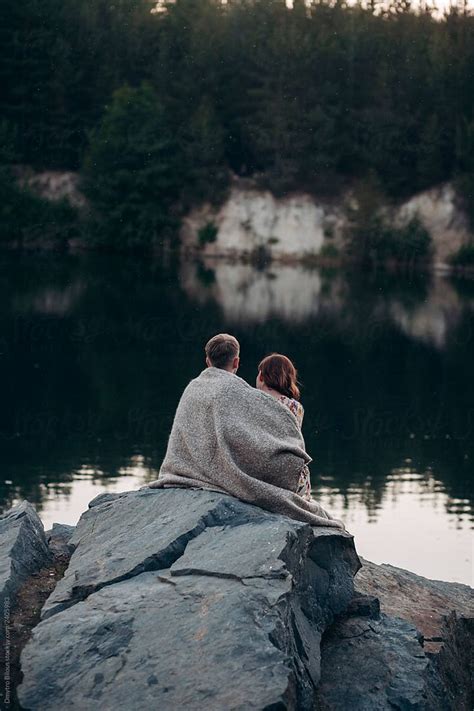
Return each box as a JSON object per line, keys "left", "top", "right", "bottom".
{"left": 277, "top": 395, "right": 312, "bottom": 502}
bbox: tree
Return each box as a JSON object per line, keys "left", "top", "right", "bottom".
{"left": 417, "top": 116, "right": 447, "bottom": 190}
{"left": 83, "top": 83, "right": 181, "bottom": 249}
{"left": 179, "top": 98, "right": 229, "bottom": 206}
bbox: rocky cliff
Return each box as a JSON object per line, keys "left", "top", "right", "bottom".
{"left": 0, "top": 491, "right": 471, "bottom": 710}
{"left": 182, "top": 181, "right": 472, "bottom": 268}
{"left": 15, "top": 168, "right": 472, "bottom": 267}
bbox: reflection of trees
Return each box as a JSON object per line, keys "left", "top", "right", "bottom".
{"left": 450, "top": 276, "right": 474, "bottom": 301}
{"left": 0, "top": 253, "right": 473, "bottom": 526}
{"left": 346, "top": 268, "right": 431, "bottom": 306}
{"left": 313, "top": 465, "right": 473, "bottom": 526}
{"left": 0, "top": 253, "right": 225, "bottom": 512}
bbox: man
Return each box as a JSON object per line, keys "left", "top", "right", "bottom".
{"left": 147, "top": 333, "right": 343, "bottom": 528}
{"left": 204, "top": 333, "right": 240, "bottom": 373}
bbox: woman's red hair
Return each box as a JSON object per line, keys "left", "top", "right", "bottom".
{"left": 258, "top": 353, "right": 301, "bottom": 400}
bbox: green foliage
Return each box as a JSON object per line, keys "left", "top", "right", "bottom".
{"left": 0, "top": 173, "right": 77, "bottom": 245}
{"left": 320, "top": 243, "right": 340, "bottom": 259}
{"left": 449, "top": 243, "right": 474, "bottom": 267}
{"left": 82, "top": 83, "right": 181, "bottom": 249}
{"left": 179, "top": 98, "right": 230, "bottom": 207}
{"left": 0, "top": 121, "right": 77, "bottom": 243}
{"left": 196, "top": 262, "right": 216, "bottom": 286}
{"left": 455, "top": 120, "right": 474, "bottom": 229}
{"left": 347, "top": 178, "right": 432, "bottom": 266}
{"left": 379, "top": 219, "right": 432, "bottom": 263}
{"left": 1, "top": 0, "right": 474, "bottom": 246}
{"left": 457, "top": 173, "right": 474, "bottom": 229}
{"left": 198, "top": 222, "right": 218, "bottom": 247}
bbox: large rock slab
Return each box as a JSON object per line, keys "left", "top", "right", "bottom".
{"left": 41, "top": 488, "right": 248, "bottom": 618}
{"left": 0, "top": 501, "right": 51, "bottom": 630}
{"left": 19, "top": 572, "right": 294, "bottom": 710}
{"left": 318, "top": 558, "right": 474, "bottom": 710}
{"left": 19, "top": 488, "right": 360, "bottom": 710}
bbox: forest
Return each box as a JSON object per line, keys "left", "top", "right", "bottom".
{"left": 1, "top": 0, "right": 473, "bottom": 249}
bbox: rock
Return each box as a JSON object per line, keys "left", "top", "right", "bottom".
{"left": 181, "top": 184, "right": 347, "bottom": 260}
{"left": 0, "top": 501, "right": 52, "bottom": 635}
{"left": 41, "top": 488, "right": 241, "bottom": 618}
{"left": 45, "top": 523, "right": 76, "bottom": 558}
{"left": 395, "top": 183, "right": 471, "bottom": 265}
{"left": 318, "top": 613, "right": 441, "bottom": 710}
{"left": 181, "top": 180, "right": 472, "bottom": 267}
{"left": 317, "top": 558, "right": 474, "bottom": 710}
{"left": 13, "top": 166, "right": 88, "bottom": 209}
{"left": 346, "top": 593, "right": 380, "bottom": 619}
{"left": 355, "top": 557, "right": 473, "bottom": 645}
{"left": 18, "top": 488, "right": 360, "bottom": 710}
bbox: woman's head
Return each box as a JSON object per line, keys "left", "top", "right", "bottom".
{"left": 257, "top": 353, "right": 300, "bottom": 400}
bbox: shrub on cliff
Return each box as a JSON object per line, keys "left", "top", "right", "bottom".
{"left": 346, "top": 176, "right": 432, "bottom": 267}
{"left": 0, "top": 175, "right": 77, "bottom": 245}
{"left": 378, "top": 218, "right": 432, "bottom": 264}
{"left": 449, "top": 243, "right": 474, "bottom": 267}
{"left": 358, "top": 217, "right": 432, "bottom": 266}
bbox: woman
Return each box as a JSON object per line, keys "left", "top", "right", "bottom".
{"left": 256, "top": 353, "right": 312, "bottom": 502}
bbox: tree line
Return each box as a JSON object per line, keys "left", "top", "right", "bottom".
{"left": 1, "top": 0, "right": 473, "bottom": 248}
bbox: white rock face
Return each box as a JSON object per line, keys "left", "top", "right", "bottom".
{"left": 181, "top": 186, "right": 346, "bottom": 258}
{"left": 394, "top": 183, "right": 470, "bottom": 265}
{"left": 182, "top": 182, "right": 472, "bottom": 266}
{"left": 14, "top": 167, "right": 88, "bottom": 209}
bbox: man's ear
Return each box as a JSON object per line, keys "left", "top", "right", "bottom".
{"left": 232, "top": 356, "right": 240, "bottom": 372}
{"left": 206, "top": 356, "right": 212, "bottom": 368}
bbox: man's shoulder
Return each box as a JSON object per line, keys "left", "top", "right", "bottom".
{"left": 196, "top": 368, "right": 250, "bottom": 387}
{"left": 182, "top": 368, "right": 249, "bottom": 396}
{"left": 189, "top": 368, "right": 264, "bottom": 408}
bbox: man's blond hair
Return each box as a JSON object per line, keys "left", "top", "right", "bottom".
{"left": 205, "top": 333, "right": 240, "bottom": 369}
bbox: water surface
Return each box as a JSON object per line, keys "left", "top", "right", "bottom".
{"left": 1, "top": 253, "right": 472, "bottom": 584}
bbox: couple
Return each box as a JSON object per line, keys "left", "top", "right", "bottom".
{"left": 148, "top": 333, "right": 344, "bottom": 529}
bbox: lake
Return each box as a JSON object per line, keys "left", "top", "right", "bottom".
{"left": 0, "top": 252, "right": 472, "bottom": 585}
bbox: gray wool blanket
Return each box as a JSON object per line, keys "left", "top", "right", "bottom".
{"left": 147, "top": 367, "right": 343, "bottom": 529}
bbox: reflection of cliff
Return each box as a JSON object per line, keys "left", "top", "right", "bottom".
{"left": 180, "top": 260, "right": 347, "bottom": 323}
{"left": 181, "top": 260, "right": 473, "bottom": 349}
{"left": 388, "top": 277, "right": 472, "bottom": 349}
{"left": 13, "top": 280, "right": 86, "bottom": 316}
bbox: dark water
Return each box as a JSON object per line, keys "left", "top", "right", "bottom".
{"left": 0, "top": 252, "right": 472, "bottom": 584}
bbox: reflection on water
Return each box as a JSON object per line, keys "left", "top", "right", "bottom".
{"left": 388, "top": 277, "right": 474, "bottom": 349}
{"left": 182, "top": 258, "right": 474, "bottom": 349}
{"left": 316, "top": 466, "right": 472, "bottom": 584}
{"left": 180, "top": 261, "right": 335, "bottom": 322}
{"left": 0, "top": 253, "right": 472, "bottom": 585}
{"left": 9, "top": 461, "right": 470, "bottom": 584}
